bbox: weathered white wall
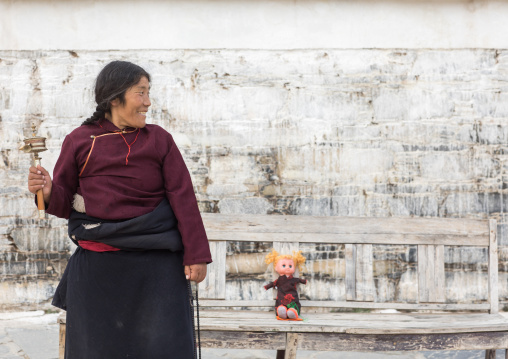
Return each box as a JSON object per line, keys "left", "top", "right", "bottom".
{"left": 1, "top": 0, "right": 507, "bottom": 310}
{"left": 1, "top": 0, "right": 508, "bottom": 50}
{"left": 1, "top": 49, "right": 507, "bottom": 309}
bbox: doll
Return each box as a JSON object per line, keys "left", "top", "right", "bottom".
{"left": 264, "top": 249, "right": 307, "bottom": 321}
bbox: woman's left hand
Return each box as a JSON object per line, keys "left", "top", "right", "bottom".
{"left": 184, "top": 263, "right": 207, "bottom": 283}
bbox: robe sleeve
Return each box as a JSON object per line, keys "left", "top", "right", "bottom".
{"left": 161, "top": 134, "right": 212, "bottom": 266}
{"left": 42, "top": 135, "right": 79, "bottom": 219}
{"left": 264, "top": 281, "right": 276, "bottom": 290}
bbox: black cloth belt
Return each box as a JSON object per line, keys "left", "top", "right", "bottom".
{"left": 67, "top": 198, "right": 183, "bottom": 252}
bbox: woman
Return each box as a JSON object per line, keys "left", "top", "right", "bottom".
{"left": 27, "top": 61, "right": 211, "bottom": 358}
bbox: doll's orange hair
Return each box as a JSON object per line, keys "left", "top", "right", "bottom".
{"left": 265, "top": 249, "right": 306, "bottom": 272}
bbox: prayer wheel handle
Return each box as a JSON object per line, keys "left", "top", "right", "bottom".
{"left": 20, "top": 124, "right": 48, "bottom": 219}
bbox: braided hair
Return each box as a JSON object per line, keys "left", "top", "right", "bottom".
{"left": 82, "top": 61, "right": 151, "bottom": 126}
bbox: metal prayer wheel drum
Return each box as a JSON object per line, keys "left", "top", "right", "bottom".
{"left": 20, "top": 124, "right": 48, "bottom": 219}
{"left": 20, "top": 136, "right": 48, "bottom": 157}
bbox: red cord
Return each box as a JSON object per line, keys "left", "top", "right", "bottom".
{"left": 119, "top": 129, "right": 140, "bottom": 165}
{"left": 80, "top": 127, "right": 140, "bottom": 176}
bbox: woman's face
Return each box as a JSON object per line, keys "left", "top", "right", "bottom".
{"left": 275, "top": 258, "right": 296, "bottom": 276}
{"left": 110, "top": 76, "right": 151, "bottom": 129}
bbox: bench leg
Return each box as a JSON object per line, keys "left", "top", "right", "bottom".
{"left": 276, "top": 333, "right": 299, "bottom": 359}
{"left": 485, "top": 349, "right": 496, "bottom": 359}
{"left": 285, "top": 333, "right": 298, "bottom": 359}
{"left": 59, "top": 322, "right": 66, "bottom": 359}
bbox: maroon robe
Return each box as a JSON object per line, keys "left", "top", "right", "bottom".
{"left": 45, "top": 118, "right": 211, "bottom": 265}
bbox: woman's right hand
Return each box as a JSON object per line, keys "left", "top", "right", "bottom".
{"left": 28, "top": 165, "right": 52, "bottom": 204}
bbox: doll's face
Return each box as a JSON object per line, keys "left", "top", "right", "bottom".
{"left": 275, "top": 258, "right": 296, "bottom": 276}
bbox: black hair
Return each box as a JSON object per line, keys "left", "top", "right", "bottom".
{"left": 82, "top": 61, "right": 151, "bottom": 126}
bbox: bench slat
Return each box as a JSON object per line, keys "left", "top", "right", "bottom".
{"left": 488, "top": 219, "right": 498, "bottom": 314}
{"left": 202, "top": 214, "right": 489, "bottom": 236}
{"left": 206, "top": 231, "right": 489, "bottom": 246}
{"left": 198, "top": 330, "right": 508, "bottom": 352}
{"left": 199, "top": 240, "right": 226, "bottom": 299}
{"left": 198, "top": 311, "right": 508, "bottom": 335}
{"left": 199, "top": 311, "right": 508, "bottom": 323}
{"left": 356, "top": 244, "right": 374, "bottom": 302}
{"left": 198, "top": 300, "right": 491, "bottom": 311}
{"left": 273, "top": 242, "right": 300, "bottom": 263}
{"left": 345, "top": 244, "right": 356, "bottom": 301}
{"left": 199, "top": 330, "right": 286, "bottom": 350}
{"left": 418, "top": 245, "right": 445, "bottom": 303}
{"left": 294, "top": 332, "right": 508, "bottom": 352}
{"left": 346, "top": 244, "right": 374, "bottom": 301}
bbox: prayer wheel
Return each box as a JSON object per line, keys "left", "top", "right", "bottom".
{"left": 20, "top": 124, "right": 48, "bottom": 219}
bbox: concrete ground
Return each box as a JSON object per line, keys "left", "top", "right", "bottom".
{"left": 0, "top": 311, "right": 507, "bottom": 359}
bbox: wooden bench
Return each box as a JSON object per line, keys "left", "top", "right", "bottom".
{"left": 59, "top": 215, "right": 508, "bottom": 358}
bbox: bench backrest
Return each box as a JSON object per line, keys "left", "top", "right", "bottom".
{"left": 198, "top": 215, "right": 498, "bottom": 314}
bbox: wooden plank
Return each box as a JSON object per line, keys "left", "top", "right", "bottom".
{"left": 418, "top": 245, "right": 445, "bottom": 303}
{"left": 345, "top": 325, "right": 508, "bottom": 335}
{"left": 485, "top": 349, "right": 496, "bottom": 359}
{"left": 199, "top": 330, "right": 286, "bottom": 350}
{"left": 198, "top": 310, "right": 508, "bottom": 323}
{"left": 202, "top": 214, "right": 489, "bottom": 236}
{"left": 434, "top": 245, "right": 445, "bottom": 303}
{"left": 244, "top": 320, "right": 508, "bottom": 335}
{"left": 418, "top": 245, "right": 430, "bottom": 303}
{"left": 198, "top": 311, "right": 508, "bottom": 334}
{"left": 294, "top": 332, "right": 508, "bottom": 352}
{"left": 285, "top": 333, "right": 298, "bottom": 359}
{"left": 225, "top": 322, "right": 508, "bottom": 335}
{"left": 205, "top": 231, "right": 489, "bottom": 246}
{"left": 488, "top": 219, "right": 498, "bottom": 314}
{"left": 198, "top": 330, "right": 508, "bottom": 353}
{"left": 198, "top": 300, "right": 490, "bottom": 311}
{"left": 345, "top": 244, "right": 356, "bottom": 301}
{"left": 356, "top": 244, "right": 374, "bottom": 302}
{"left": 59, "top": 322, "right": 65, "bottom": 359}
{"left": 273, "top": 242, "right": 300, "bottom": 261}
{"left": 199, "top": 240, "right": 226, "bottom": 299}
{"left": 199, "top": 311, "right": 508, "bottom": 324}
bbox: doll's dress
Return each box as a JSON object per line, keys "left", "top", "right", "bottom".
{"left": 264, "top": 275, "right": 307, "bottom": 321}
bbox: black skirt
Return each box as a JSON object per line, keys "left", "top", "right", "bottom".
{"left": 53, "top": 247, "right": 194, "bottom": 359}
